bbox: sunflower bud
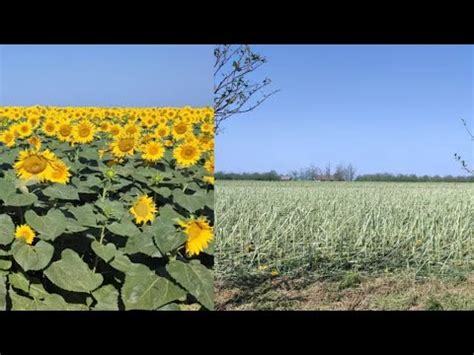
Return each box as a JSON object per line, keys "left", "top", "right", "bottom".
{"left": 105, "top": 169, "right": 116, "bottom": 179}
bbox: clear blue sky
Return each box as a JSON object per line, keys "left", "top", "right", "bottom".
{"left": 0, "top": 45, "right": 213, "bottom": 107}
{"left": 216, "top": 45, "right": 474, "bottom": 176}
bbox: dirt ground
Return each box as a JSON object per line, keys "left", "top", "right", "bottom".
{"left": 215, "top": 272, "right": 474, "bottom": 310}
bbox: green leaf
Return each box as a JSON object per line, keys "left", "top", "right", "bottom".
{"left": 43, "top": 184, "right": 80, "bottom": 200}
{"left": 79, "top": 147, "right": 99, "bottom": 161}
{"left": 4, "top": 192, "right": 38, "bottom": 206}
{"left": 24, "top": 209, "right": 67, "bottom": 241}
{"left": 9, "top": 289, "right": 88, "bottom": 310}
{"left": 0, "top": 214, "right": 15, "bottom": 245}
{"left": 29, "top": 282, "right": 50, "bottom": 299}
{"left": 106, "top": 220, "right": 140, "bottom": 237}
{"left": 0, "top": 276, "right": 6, "bottom": 310}
{"left": 122, "top": 264, "right": 186, "bottom": 310}
{"left": 149, "top": 186, "right": 172, "bottom": 198}
{"left": 173, "top": 190, "right": 206, "bottom": 213}
{"left": 9, "top": 272, "right": 30, "bottom": 294}
{"left": 167, "top": 260, "right": 214, "bottom": 310}
{"left": 12, "top": 240, "right": 54, "bottom": 271}
{"left": 148, "top": 220, "right": 186, "bottom": 254}
{"left": 95, "top": 199, "right": 125, "bottom": 220}
{"left": 0, "top": 178, "right": 16, "bottom": 201}
{"left": 69, "top": 204, "right": 98, "bottom": 227}
{"left": 158, "top": 303, "right": 181, "bottom": 310}
{"left": 0, "top": 259, "right": 12, "bottom": 270}
{"left": 109, "top": 253, "right": 134, "bottom": 273}
{"left": 124, "top": 231, "right": 162, "bottom": 258}
{"left": 91, "top": 241, "right": 117, "bottom": 263}
{"left": 158, "top": 205, "right": 183, "bottom": 220}
{"left": 64, "top": 218, "right": 89, "bottom": 233}
{"left": 92, "top": 285, "right": 119, "bottom": 310}
{"left": 44, "top": 249, "right": 103, "bottom": 293}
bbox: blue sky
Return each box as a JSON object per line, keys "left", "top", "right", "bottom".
{"left": 216, "top": 45, "right": 474, "bottom": 176}
{"left": 0, "top": 45, "right": 213, "bottom": 107}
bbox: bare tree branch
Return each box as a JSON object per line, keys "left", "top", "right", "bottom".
{"left": 214, "top": 44, "right": 278, "bottom": 134}
{"left": 454, "top": 118, "right": 474, "bottom": 174}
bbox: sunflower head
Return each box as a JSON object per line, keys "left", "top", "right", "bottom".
{"left": 142, "top": 141, "right": 165, "bottom": 162}
{"left": 129, "top": 195, "right": 157, "bottom": 225}
{"left": 173, "top": 142, "right": 202, "bottom": 168}
{"left": 15, "top": 224, "right": 36, "bottom": 245}
{"left": 72, "top": 120, "right": 96, "bottom": 144}
{"left": 42, "top": 119, "right": 57, "bottom": 136}
{"left": 110, "top": 133, "right": 137, "bottom": 158}
{"left": 27, "top": 136, "right": 42, "bottom": 151}
{"left": 178, "top": 217, "right": 213, "bottom": 257}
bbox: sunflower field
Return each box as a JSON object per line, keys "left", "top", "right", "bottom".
{"left": 0, "top": 106, "right": 214, "bottom": 310}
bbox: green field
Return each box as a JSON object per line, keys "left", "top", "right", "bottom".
{"left": 216, "top": 181, "right": 474, "bottom": 282}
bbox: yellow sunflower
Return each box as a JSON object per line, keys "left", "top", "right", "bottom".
{"left": 57, "top": 122, "right": 74, "bottom": 142}
{"left": 99, "top": 121, "right": 110, "bottom": 132}
{"left": 0, "top": 129, "right": 16, "bottom": 148}
{"left": 108, "top": 124, "right": 122, "bottom": 137}
{"left": 72, "top": 120, "right": 96, "bottom": 144}
{"left": 203, "top": 176, "right": 215, "bottom": 185}
{"left": 178, "top": 217, "right": 213, "bottom": 257}
{"left": 42, "top": 119, "right": 57, "bottom": 136}
{"left": 17, "top": 122, "right": 33, "bottom": 138}
{"left": 123, "top": 123, "right": 141, "bottom": 137}
{"left": 172, "top": 121, "right": 191, "bottom": 140}
{"left": 14, "top": 149, "right": 56, "bottom": 182}
{"left": 141, "top": 141, "right": 165, "bottom": 162}
{"left": 15, "top": 224, "right": 36, "bottom": 245}
{"left": 129, "top": 195, "right": 157, "bottom": 225}
{"left": 200, "top": 122, "right": 214, "bottom": 134}
{"left": 27, "top": 136, "right": 42, "bottom": 151}
{"left": 204, "top": 158, "right": 214, "bottom": 174}
{"left": 109, "top": 133, "right": 137, "bottom": 158}
{"left": 173, "top": 142, "right": 202, "bottom": 167}
{"left": 48, "top": 159, "right": 71, "bottom": 184}
{"left": 154, "top": 125, "right": 170, "bottom": 139}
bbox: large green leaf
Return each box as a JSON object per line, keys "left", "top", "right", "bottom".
{"left": 167, "top": 260, "right": 214, "bottom": 310}
{"left": 43, "top": 184, "right": 80, "bottom": 200}
{"left": 9, "top": 272, "right": 30, "bottom": 293}
{"left": 0, "top": 276, "right": 6, "bottom": 310}
{"left": 44, "top": 249, "right": 103, "bottom": 293}
{"left": 0, "top": 178, "right": 16, "bottom": 201}
{"left": 69, "top": 204, "right": 98, "bottom": 227}
{"left": 92, "top": 285, "right": 119, "bottom": 310}
{"left": 64, "top": 218, "right": 89, "bottom": 233}
{"left": 109, "top": 253, "right": 134, "bottom": 273}
{"left": 149, "top": 186, "right": 172, "bottom": 198}
{"left": 12, "top": 240, "right": 54, "bottom": 271}
{"left": 106, "top": 220, "right": 140, "bottom": 237}
{"left": 124, "top": 231, "right": 162, "bottom": 258}
{"left": 9, "top": 289, "right": 88, "bottom": 310}
{"left": 173, "top": 189, "right": 206, "bottom": 213}
{"left": 0, "top": 214, "right": 15, "bottom": 245}
{"left": 158, "top": 205, "right": 183, "bottom": 220}
{"left": 0, "top": 259, "right": 12, "bottom": 270}
{"left": 91, "top": 241, "right": 117, "bottom": 263}
{"left": 148, "top": 220, "right": 186, "bottom": 254}
{"left": 95, "top": 199, "right": 125, "bottom": 220}
{"left": 122, "top": 264, "right": 186, "bottom": 310}
{"left": 24, "top": 209, "right": 67, "bottom": 241}
{"left": 4, "top": 192, "right": 38, "bottom": 206}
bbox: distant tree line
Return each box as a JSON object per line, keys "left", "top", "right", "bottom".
{"left": 215, "top": 170, "right": 280, "bottom": 181}
{"left": 288, "top": 163, "right": 356, "bottom": 181}
{"left": 216, "top": 163, "right": 357, "bottom": 181}
{"left": 355, "top": 173, "right": 474, "bottom": 182}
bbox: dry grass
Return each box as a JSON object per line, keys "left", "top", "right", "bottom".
{"left": 216, "top": 272, "right": 474, "bottom": 310}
